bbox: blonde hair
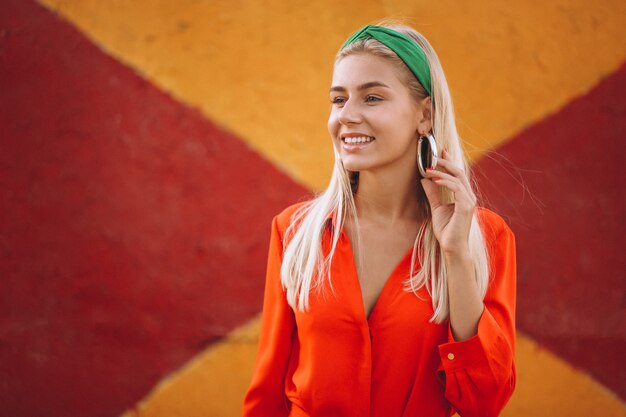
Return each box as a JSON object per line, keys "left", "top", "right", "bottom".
{"left": 280, "top": 19, "right": 490, "bottom": 323}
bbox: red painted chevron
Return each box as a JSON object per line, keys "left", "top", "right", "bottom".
{"left": 0, "top": 1, "right": 308, "bottom": 416}
{"left": 473, "top": 61, "right": 626, "bottom": 399}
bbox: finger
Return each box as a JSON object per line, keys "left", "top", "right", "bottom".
{"left": 423, "top": 167, "right": 469, "bottom": 196}
{"left": 423, "top": 167, "right": 457, "bottom": 183}
{"left": 431, "top": 177, "right": 476, "bottom": 211}
{"left": 431, "top": 177, "right": 463, "bottom": 193}
{"left": 436, "top": 150, "right": 474, "bottom": 195}
{"left": 428, "top": 167, "right": 466, "bottom": 195}
{"left": 435, "top": 152, "right": 464, "bottom": 177}
{"left": 432, "top": 150, "right": 477, "bottom": 209}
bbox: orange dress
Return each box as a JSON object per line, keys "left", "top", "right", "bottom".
{"left": 243, "top": 201, "right": 516, "bottom": 417}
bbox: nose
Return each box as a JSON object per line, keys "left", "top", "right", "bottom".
{"left": 337, "top": 98, "right": 362, "bottom": 125}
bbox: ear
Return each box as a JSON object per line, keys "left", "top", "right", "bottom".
{"left": 416, "top": 96, "right": 432, "bottom": 136}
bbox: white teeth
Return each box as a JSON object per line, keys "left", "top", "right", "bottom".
{"left": 343, "top": 136, "right": 375, "bottom": 144}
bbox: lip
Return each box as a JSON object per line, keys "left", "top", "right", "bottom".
{"left": 339, "top": 132, "right": 376, "bottom": 151}
{"left": 340, "top": 132, "right": 374, "bottom": 139}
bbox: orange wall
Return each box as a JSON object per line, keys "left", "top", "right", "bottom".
{"left": 1, "top": 0, "right": 624, "bottom": 416}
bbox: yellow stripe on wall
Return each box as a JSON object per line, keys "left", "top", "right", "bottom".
{"left": 35, "top": 2, "right": 626, "bottom": 415}
{"left": 120, "top": 319, "right": 262, "bottom": 417}
{"left": 38, "top": 0, "right": 626, "bottom": 191}
{"left": 120, "top": 318, "right": 626, "bottom": 417}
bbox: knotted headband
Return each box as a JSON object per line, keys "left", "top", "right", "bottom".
{"left": 340, "top": 25, "right": 432, "bottom": 96}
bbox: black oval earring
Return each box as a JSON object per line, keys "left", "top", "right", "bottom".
{"left": 417, "top": 131, "right": 438, "bottom": 178}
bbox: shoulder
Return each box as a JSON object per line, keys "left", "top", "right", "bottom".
{"left": 273, "top": 199, "right": 315, "bottom": 236}
{"left": 476, "top": 206, "right": 515, "bottom": 243}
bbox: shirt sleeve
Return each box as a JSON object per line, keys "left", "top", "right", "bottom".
{"left": 437, "top": 222, "right": 517, "bottom": 417}
{"left": 242, "top": 215, "right": 296, "bottom": 416}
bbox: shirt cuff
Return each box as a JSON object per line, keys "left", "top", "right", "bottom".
{"left": 437, "top": 306, "right": 501, "bottom": 372}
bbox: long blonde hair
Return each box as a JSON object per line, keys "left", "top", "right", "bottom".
{"left": 280, "top": 19, "right": 490, "bottom": 323}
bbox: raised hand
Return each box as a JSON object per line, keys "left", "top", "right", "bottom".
{"left": 419, "top": 148, "right": 477, "bottom": 257}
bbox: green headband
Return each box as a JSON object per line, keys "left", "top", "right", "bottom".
{"left": 340, "top": 25, "right": 432, "bottom": 96}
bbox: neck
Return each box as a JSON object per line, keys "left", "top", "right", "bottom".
{"left": 352, "top": 156, "right": 425, "bottom": 227}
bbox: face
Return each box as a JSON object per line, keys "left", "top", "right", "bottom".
{"left": 328, "top": 53, "right": 429, "bottom": 173}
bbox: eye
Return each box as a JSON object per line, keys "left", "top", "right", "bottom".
{"left": 330, "top": 95, "right": 381, "bottom": 105}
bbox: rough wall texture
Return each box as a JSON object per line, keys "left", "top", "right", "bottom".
{"left": 1, "top": 0, "right": 624, "bottom": 416}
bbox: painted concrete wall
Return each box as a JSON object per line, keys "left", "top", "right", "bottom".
{"left": 1, "top": 0, "right": 624, "bottom": 416}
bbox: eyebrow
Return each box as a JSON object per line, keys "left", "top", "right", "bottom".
{"left": 329, "top": 81, "right": 391, "bottom": 93}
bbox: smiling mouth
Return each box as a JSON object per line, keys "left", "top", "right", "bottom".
{"left": 342, "top": 136, "right": 376, "bottom": 144}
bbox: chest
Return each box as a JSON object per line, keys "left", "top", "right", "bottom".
{"left": 293, "top": 223, "right": 435, "bottom": 334}
{"left": 346, "top": 225, "right": 420, "bottom": 319}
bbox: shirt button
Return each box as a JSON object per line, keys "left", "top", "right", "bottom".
{"left": 447, "top": 353, "right": 455, "bottom": 360}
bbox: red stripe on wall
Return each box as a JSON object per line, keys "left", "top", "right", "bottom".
{"left": 473, "top": 61, "right": 626, "bottom": 399}
{"left": 0, "top": 1, "right": 309, "bottom": 416}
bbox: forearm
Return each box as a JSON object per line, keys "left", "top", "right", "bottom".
{"left": 444, "top": 250, "right": 484, "bottom": 341}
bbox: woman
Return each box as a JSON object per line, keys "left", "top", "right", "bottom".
{"left": 243, "top": 21, "right": 516, "bottom": 417}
